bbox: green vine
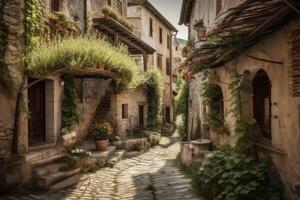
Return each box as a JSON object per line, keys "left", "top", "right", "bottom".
{"left": 144, "top": 69, "right": 163, "bottom": 128}
{"left": 25, "top": 0, "right": 44, "bottom": 50}
{"left": 200, "top": 69, "right": 228, "bottom": 134}
{"left": 175, "top": 79, "right": 189, "bottom": 140}
{"left": 61, "top": 75, "right": 80, "bottom": 134}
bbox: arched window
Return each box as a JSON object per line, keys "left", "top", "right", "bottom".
{"left": 208, "top": 85, "right": 224, "bottom": 130}
{"left": 252, "top": 70, "right": 272, "bottom": 139}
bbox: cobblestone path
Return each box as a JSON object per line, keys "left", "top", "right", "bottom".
{"left": 0, "top": 143, "right": 202, "bottom": 200}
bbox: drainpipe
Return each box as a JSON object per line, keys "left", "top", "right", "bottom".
{"left": 83, "top": 0, "right": 87, "bottom": 35}
{"left": 170, "top": 31, "right": 177, "bottom": 123}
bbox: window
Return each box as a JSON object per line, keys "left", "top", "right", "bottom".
{"left": 290, "top": 28, "right": 300, "bottom": 96}
{"left": 159, "top": 27, "right": 163, "bottom": 44}
{"left": 216, "top": 0, "right": 222, "bottom": 16}
{"left": 252, "top": 70, "right": 272, "bottom": 139}
{"left": 117, "top": 0, "right": 123, "bottom": 16}
{"left": 166, "top": 58, "right": 171, "bottom": 76}
{"left": 176, "top": 46, "right": 178, "bottom": 51}
{"left": 149, "top": 18, "right": 153, "bottom": 37}
{"left": 157, "top": 54, "right": 162, "bottom": 71}
{"left": 51, "top": 0, "right": 59, "bottom": 11}
{"left": 122, "top": 104, "right": 128, "bottom": 119}
{"left": 167, "top": 35, "right": 170, "bottom": 49}
{"left": 208, "top": 85, "right": 224, "bottom": 130}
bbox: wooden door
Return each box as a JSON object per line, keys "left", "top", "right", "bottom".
{"left": 252, "top": 70, "right": 271, "bottom": 139}
{"left": 139, "top": 105, "right": 144, "bottom": 128}
{"left": 28, "top": 78, "right": 46, "bottom": 146}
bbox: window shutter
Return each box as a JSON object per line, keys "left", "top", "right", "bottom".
{"left": 290, "top": 28, "right": 300, "bottom": 97}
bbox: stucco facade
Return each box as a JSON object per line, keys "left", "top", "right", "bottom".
{"left": 181, "top": 0, "right": 300, "bottom": 199}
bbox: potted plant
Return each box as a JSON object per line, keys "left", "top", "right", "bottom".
{"left": 91, "top": 120, "right": 113, "bottom": 151}
{"left": 193, "top": 19, "right": 206, "bottom": 40}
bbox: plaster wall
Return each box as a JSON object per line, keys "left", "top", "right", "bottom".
{"left": 189, "top": 19, "right": 300, "bottom": 199}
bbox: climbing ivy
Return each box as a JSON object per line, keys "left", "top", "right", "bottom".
{"left": 25, "top": 0, "right": 44, "bottom": 50}
{"left": 175, "top": 79, "right": 189, "bottom": 140}
{"left": 143, "top": 69, "right": 163, "bottom": 128}
{"left": 61, "top": 75, "right": 80, "bottom": 134}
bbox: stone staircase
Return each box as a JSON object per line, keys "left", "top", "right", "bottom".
{"left": 24, "top": 148, "right": 85, "bottom": 192}
{"left": 94, "top": 91, "right": 112, "bottom": 121}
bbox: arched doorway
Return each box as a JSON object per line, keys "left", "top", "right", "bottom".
{"left": 252, "top": 70, "right": 272, "bottom": 139}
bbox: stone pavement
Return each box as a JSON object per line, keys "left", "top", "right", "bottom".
{"left": 0, "top": 142, "right": 202, "bottom": 200}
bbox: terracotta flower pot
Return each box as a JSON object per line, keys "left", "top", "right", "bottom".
{"left": 197, "top": 27, "right": 207, "bottom": 41}
{"left": 95, "top": 139, "right": 109, "bottom": 151}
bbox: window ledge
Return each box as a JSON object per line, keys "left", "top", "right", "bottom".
{"left": 255, "top": 140, "right": 287, "bottom": 156}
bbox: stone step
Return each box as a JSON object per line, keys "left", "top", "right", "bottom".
{"left": 91, "top": 146, "right": 116, "bottom": 166}
{"left": 49, "top": 174, "right": 88, "bottom": 192}
{"left": 107, "top": 150, "right": 126, "bottom": 167}
{"left": 23, "top": 147, "right": 63, "bottom": 163}
{"left": 33, "top": 162, "right": 69, "bottom": 177}
{"left": 30, "top": 154, "right": 68, "bottom": 168}
{"left": 37, "top": 168, "right": 81, "bottom": 189}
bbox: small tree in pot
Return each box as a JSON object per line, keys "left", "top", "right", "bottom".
{"left": 91, "top": 120, "right": 113, "bottom": 151}
{"left": 193, "top": 19, "right": 206, "bottom": 41}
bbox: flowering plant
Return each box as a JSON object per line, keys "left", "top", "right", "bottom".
{"left": 70, "top": 148, "right": 91, "bottom": 157}
{"left": 91, "top": 120, "right": 113, "bottom": 140}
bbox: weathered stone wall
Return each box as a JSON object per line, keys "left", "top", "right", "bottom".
{"left": 189, "top": 19, "right": 300, "bottom": 199}
{"left": 108, "top": 87, "right": 148, "bottom": 137}
{"left": 76, "top": 79, "right": 111, "bottom": 140}
{"left": 127, "top": 4, "right": 174, "bottom": 123}
{"left": 0, "top": 0, "right": 25, "bottom": 162}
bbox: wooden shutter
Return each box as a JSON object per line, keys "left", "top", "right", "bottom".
{"left": 290, "top": 28, "right": 300, "bottom": 97}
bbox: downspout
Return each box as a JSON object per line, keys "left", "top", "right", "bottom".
{"left": 83, "top": 0, "right": 87, "bottom": 35}
{"left": 170, "top": 31, "right": 177, "bottom": 123}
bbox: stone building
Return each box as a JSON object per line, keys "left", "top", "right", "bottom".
{"left": 0, "top": 0, "right": 157, "bottom": 190}
{"left": 179, "top": 0, "right": 300, "bottom": 199}
{"left": 127, "top": 0, "right": 178, "bottom": 124}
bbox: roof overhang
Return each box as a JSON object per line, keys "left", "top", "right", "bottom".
{"left": 63, "top": 68, "right": 122, "bottom": 79}
{"left": 179, "top": 0, "right": 300, "bottom": 80}
{"left": 179, "top": 0, "right": 194, "bottom": 25}
{"left": 128, "top": 0, "right": 178, "bottom": 32}
{"left": 93, "top": 17, "right": 156, "bottom": 54}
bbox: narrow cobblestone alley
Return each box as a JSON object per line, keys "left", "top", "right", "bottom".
{"left": 0, "top": 142, "right": 202, "bottom": 200}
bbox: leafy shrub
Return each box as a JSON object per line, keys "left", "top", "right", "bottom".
{"left": 62, "top": 75, "right": 79, "bottom": 134}
{"left": 26, "top": 37, "right": 139, "bottom": 88}
{"left": 194, "top": 147, "right": 283, "bottom": 200}
{"left": 175, "top": 79, "right": 189, "bottom": 140}
{"left": 102, "top": 6, "right": 133, "bottom": 30}
{"left": 143, "top": 68, "right": 163, "bottom": 128}
{"left": 193, "top": 19, "right": 204, "bottom": 29}
{"left": 90, "top": 120, "right": 113, "bottom": 140}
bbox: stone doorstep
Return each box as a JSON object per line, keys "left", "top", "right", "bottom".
{"left": 107, "top": 150, "right": 126, "bottom": 166}
{"left": 49, "top": 174, "right": 88, "bottom": 192}
{"left": 91, "top": 146, "right": 116, "bottom": 159}
{"left": 38, "top": 167, "right": 81, "bottom": 188}
{"left": 30, "top": 154, "right": 67, "bottom": 168}
{"left": 33, "top": 162, "right": 69, "bottom": 177}
{"left": 23, "top": 146, "right": 64, "bottom": 163}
